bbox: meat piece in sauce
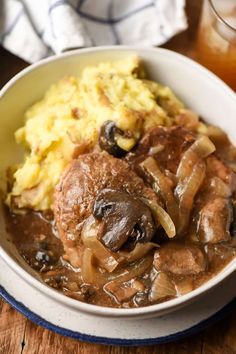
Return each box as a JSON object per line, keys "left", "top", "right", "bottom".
{"left": 197, "top": 198, "right": 232, "bottom": 243}
{"left": 126, "top": 126, "right": 195, "bottom": 174}
{"left": 127, "top": 126, "right": 235, "bottom": 244}
{"left": 195, "top": 158, "right": 236, "bottom": 243}
{"left": 206, "top": 155, "right": 233, "bottom": 184}
{"left": 154, "top": 243, "right": 207, "bottom": 275}
{"left": 53, "top": 151, "right": 159, "bottom": 267}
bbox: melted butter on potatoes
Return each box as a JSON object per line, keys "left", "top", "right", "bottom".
{"left": 7, "top": 56, "right": 184, "bottom": 210}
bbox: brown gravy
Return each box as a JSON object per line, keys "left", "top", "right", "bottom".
{"left": 5, "top": 207, "right": 236, "bottom": 308}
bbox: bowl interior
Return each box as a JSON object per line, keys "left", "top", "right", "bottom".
{"left": 0, "top": 47, "right": 235, "bottom": 317}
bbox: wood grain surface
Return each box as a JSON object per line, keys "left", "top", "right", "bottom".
{"left": 0, "top": 1, "right": 236, "bottom": 353}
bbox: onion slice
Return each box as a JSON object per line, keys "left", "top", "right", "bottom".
{"left": 118, "top": 242, "right": 158, "bottom": 263}
{"left": 176, "top": 161, "right": 206, "bottom": 234}
{"left": 149, "top": 272, "right": 176, "bottom": 301}
{"left": 176, "top": 136, "right": 215, "bottom": 181}
{"left": 81, "top": 215, "right": 122, "bottom": 272}
{"left": 81, "top": 248, "right": 96, "bottom": 284}
{"left": 108, "top": 255, "right": 153, "bottom": 283}
{"left": 140, "top": 157, "right": 178, "bottom": 226}
{"left": 81, "top": 249, "right": 152, "bottom": 286}
{"left": 142, "top": 198, "right": 176, "bottom": 238}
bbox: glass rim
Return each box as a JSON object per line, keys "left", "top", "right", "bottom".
{"left": 208, "top": 0, "right": 236, "bottom": 33}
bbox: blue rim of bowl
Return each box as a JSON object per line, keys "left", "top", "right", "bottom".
{"left": 0, "top": 285, "right": 235, "bottom": 346}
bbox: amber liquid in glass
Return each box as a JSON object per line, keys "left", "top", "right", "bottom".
{"left": 196, "top": 9, "right": 236, "bottom": 90}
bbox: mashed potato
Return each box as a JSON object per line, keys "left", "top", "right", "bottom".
{"left": 7, "top": 56, "right": 184, "bottom": 210}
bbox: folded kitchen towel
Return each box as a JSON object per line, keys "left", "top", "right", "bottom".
{"left": 0, "top": 0, "right": 187, "bottom": 63}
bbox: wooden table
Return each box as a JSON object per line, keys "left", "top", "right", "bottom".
{"left": 0, "top": 1, "right": 236, "bottom": 353}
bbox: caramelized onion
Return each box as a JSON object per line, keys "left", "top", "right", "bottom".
{"left": 109, "top": 255, "right": 153, "bottom": 283}
{"left": 81, "top": 216, "right": 122, "bottom": 272}
{"left": 82, "top": 216, "right": 156, "bottom": 270}
{"left": 118, "top": 242, "right": 158, "bottom": 263}
{"left": 81, "top": 217, "right": 153, "bottom": 285}
{"left": 149, "top": 272, "right": 176, "bottom": 301}
{"left": 140, "top": 157, "right": 178, "bottom": 226}
{"left": 81, "top": 248, "right": 96, "bottom": 284}
{"left": 176, "top": 161, "right": 206, "bottom": 234}
{"left": 82, "top": 255, "right": 153, "bottom": 287}
{"left": 81, "top": 248, "right": 112, "bottom": 285}
{"left": 142, "top": 198, "right": 176, "bottom": 238}
{"left": 176, "top": 136, "right": 215, "bottom": 181}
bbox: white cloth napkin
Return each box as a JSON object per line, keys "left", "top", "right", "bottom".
{"left": 0, "top": 0, "right": 187, "bottom": 63}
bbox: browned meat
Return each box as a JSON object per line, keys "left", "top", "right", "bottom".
{"left": 195, "top": 157, "right": 235, "bottom": 243}
{"left": 154, "top": 242, "right": 207, "bottom": 275}
{"left": 206, "top": 155, "right": 233, "bottom": 183}
{"left": 197, "top": 198, "right": 232, "bottom": 243}
{"left": 126, "top": 126, "right": 195, "bottom": 174}
{"left": 127, "top": 126, "right": 235, "bottom": 242}
{"left": 127, "top": 126, "right": 235, "bottom": 185}
{"left": 53, "top": 151, "right": 159, "bottom": 267}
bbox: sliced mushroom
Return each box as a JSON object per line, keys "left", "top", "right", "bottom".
{"left": 99, "top": 121, "right": 134, "bottom": 157}
{"left": 93, "top": 188, "right": 156, "bottom": 252}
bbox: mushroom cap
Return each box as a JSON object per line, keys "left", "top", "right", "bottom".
{"left": 53, "top": 151, "right": 159, "bottom": 267}
{"left": 99, "top": 121, "right": 128, "bottom": 157}
{"left": 93, "top": 188, "right": 156, "bottom": 252}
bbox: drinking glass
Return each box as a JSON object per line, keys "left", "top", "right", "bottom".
{"left": 196, "top": 0, "right": 236, "bottom": 90}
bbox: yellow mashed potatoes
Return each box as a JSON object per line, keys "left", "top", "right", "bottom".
{"left": 7, "top": 56, "right": 185, "bottom": 210}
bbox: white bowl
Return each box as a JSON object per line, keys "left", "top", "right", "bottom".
{"left": 0, "top": 46, "right": 235, "bottom": 319}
